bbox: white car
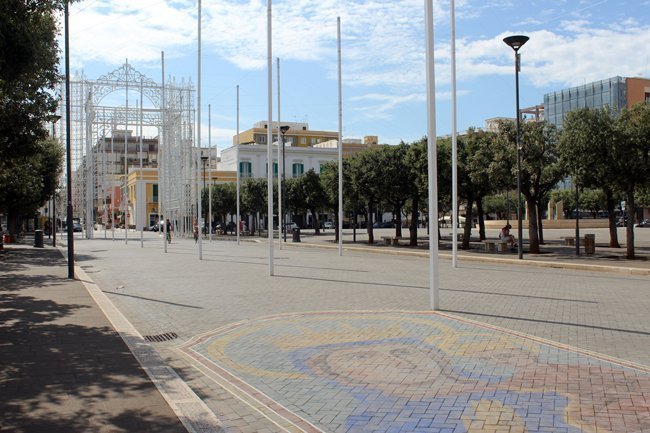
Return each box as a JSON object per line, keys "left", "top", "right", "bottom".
{"left": 323, "top": 221, "right": 334, "bottom": 229}
{"left": 283, "top": 222, "right": 298, "bottom": 232}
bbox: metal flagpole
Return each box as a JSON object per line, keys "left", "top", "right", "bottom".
{"left": 102, "top": 108, "right": 107, "bottom": 239}
{"left": 267, "top": 0, "right": 274, "bottom": 276}
{"left": 236, "top": 85, "right": 241, "bottom": 245}
{"left": 161, "top": 51, "right": 167, "bottom": 253}
{"left": 111, "top": 109, "right": 115, "bottom": 241}
{"left": 208, "top": 103, "right": 212, "bottom": 242}
{"left": 277, "top": 57, "right": 282, "bottom": 250}
{"left": 197, "top": 0, "right": 203, "bottom": 260}
{"left": 124, "top": 58, "right": 129, "bottom": 245}
{"left": 337, "top": 17, "right": 343, "bottom": 257}
{"left": 139, "top": 78, "right": 144, "bottom": 248}
{"left": 451, "top": 0, "right": 459, "bottom": 268}
{"left": 424, "top": 0, "right": 440, "bottom": 310}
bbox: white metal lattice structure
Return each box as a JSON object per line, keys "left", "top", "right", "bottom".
{"left": 60, "top": 62, "right": 195, "bottom": 239}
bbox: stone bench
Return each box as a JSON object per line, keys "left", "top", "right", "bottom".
{"left": 381, "top": 236, "right": 401, "bottom": 246}
{"left": 483, "top": 240, "right": 509, "bottom": 252}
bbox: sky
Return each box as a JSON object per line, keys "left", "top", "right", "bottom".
{"left": 61, "top": 0, "right": 650, "bottom": 152}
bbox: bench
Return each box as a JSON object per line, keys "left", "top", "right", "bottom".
{"left": 381, "top": 236, "right": 402, "bottom": 246}
{"left": 449, "top": 233, "right": 465, "bottom": 241}
{"left": 483, "top": 239, "right": 509, "bottom": 252}
{"left": 561, "top": 236, "right": 587, "bottom": 246}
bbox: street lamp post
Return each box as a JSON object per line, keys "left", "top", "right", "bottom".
{"left": 201, "top": 155, "right": 208, "bottom": 235}
{"left": 503, "top": 34, "right": 529, "bottom": 260}
{"left": 280, "top": 125, "right": 289, "bottom": 242}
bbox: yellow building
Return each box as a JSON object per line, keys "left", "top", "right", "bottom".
{"left": 234, "top": 121, "right": 340, "bottom": 148}
{"left": 126, "top": 167, "right": 236, "bottom": 229}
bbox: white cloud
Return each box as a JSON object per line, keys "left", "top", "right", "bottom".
{"left": 63, "top": 1, "right": 650, "bottom": 116}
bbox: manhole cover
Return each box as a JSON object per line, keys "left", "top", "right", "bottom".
{"left": 144, "top": 332, "right": 178, "bottom": 343}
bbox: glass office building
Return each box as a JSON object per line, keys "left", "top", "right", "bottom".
{"left": 544, "top": 76, "right": 627, "bottom": 128}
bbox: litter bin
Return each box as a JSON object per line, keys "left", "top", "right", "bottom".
{"left": 584, "top": 234, "right": 595, "bottom": 255}
{"left": 34, "top": 229, "right": 44, "bottom": 248}
{"left": 292, "top": 227, "right": 301, "bottom": 243}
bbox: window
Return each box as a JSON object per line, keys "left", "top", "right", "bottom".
{"left": 152, "top": 184, "right": 158, "bottom": 203}
{"left": 240, "top": 161, "right": 252, "bottom": 178}
{"left": 266, "top": 162, "right": 278, "bottom": 176}
{"left": 300, "top": 137, "right": 307, "bottom": 145}
{"left": 292, "top": 163, "right": 304, "bottom": 178}
{"left": 645, "top": 92, "right": 650, "bottom": 102}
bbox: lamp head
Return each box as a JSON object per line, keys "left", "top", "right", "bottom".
{"left": 280, "top": 125, "right": 290, "bottom": 134}
{"left": 503, "top": 35, "right": 529, "bottom": 52}
{"left": 201, "top": 155, "right": 209, "bottom": 161}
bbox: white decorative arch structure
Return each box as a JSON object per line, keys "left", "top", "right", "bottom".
{"left": 58, "top": 62, "right": 196, "bottom": 239}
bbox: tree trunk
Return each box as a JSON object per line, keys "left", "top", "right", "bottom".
{"left": 7, "top": 211, "right": 23, "bottom": 236}
{"left": 526, "top": 196, "right": 540, "bottom": 254}
{"left": 311, "top": 209, "right": 321, "bottom": 235}
{"left": 537, "top": 202, "right": 544, "bottom": 245}
{"left": 605, "top": 190, "right": 620, "bottom": 248}
{"left": 334, "top": 210, "right": 339, "bottom": 243}
{"left": 476, "top": 197, "right": 486, "bottom": 241}
{"left": 410, "top": 195, "right": 419, "bottom": 246}
{"left": 626, "top": 192, "right": 635, "bottom": 259}
{"left": 366, "top": 204, "right": 374, "bottom": 244}
{"left": 395, "top": 207, "right": 403, "bottom": 238}
{"left": 462, "top": 197, "right": 473, "bottom": 249}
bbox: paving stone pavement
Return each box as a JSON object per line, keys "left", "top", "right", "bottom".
{"left": 62, "top": 231, "right": 650, "bottom": 432}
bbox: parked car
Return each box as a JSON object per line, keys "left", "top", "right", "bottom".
{"left": 73, "top": 222, "right": 82, "bottom": 232}
{"left": 282, "top": 222, "right": 298, "bottom": 232}
{"left": 636, "top": 219, "right": 650, "bottom": 228}
{"left": 323, "top": 221, "right": 334, "bottom": 229}
{"left": 373, "top": 221, "right": 395, "bottom": 228}
{"left": 148, "top": 223, "right": 160, "bottom": 232}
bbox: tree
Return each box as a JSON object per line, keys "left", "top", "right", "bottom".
{"left": 615, "top": 102, "right": 650, "bottom": 259}
{"left": 241, "top": 178, "right": 267, "bottom": 236}
{"left": 558, "top": 108, "right": 622, "bottom": 247}
{"left": 294, "top": 169, "right": 327, "bottom": 234}
{"left": 375, "top": 143, "right": 413, "bottom": 237}
{"left": 0, "top": 1, "right": 69, "bottom": 233}
{"left": 405, "top": 138, "right": 428, "bottom": 246}
{"left": 348, "top": 147, "right": 384, "bottom": 244}
{"left": 1, "top": 138, "right": 64, "bottom": 234}
{"left": 496, "top": 121, "right": 566, "bottom": 253}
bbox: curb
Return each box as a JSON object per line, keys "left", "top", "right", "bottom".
{"left": 281, "top": 241, "right": 650, "bottom": 277}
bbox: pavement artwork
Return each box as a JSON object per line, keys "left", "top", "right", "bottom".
{"left": 180, "top": 311, "right": 650, "bottom": 433}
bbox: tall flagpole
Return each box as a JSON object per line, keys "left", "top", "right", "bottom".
{"left": 337, "top": 17, "right": 343, "bottom": 257}
{"left": 208, "top": 103, "right": 212, "bottom": 242}
{"left": 451, "top": 0, "right": 459, "bottom": 268}
{"left": 124, "top": 58, "right": 129, "bottom": 245}
{"left": 267, "top": 0, "right": 274, "bottom": 276}
{"left": 197, "top": 0, "right": 203, "bottom": 260}
{"left": 236, "top": 85, "right": 241, "bottom": 245}
{"left": 424, "top": 0, "right": 440, "bottom": 310}
{"left": 111, "top": 109, "right": 115, "bottom": 241}
{"left": 277, "top": 57, "right": 282, "bottom": 250}
{"left": 161, "top": 51, "right": 167, "bottom": 253}
{"left": 139, "top": 78, "right": 144, "bottom": 248}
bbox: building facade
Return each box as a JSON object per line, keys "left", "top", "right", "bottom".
{"left": 544, "top": 76, "right": 650, "bottom": 127}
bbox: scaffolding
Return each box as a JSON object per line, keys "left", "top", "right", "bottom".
{"left": 59, "top": 62, "right": 196, "bottom": 238}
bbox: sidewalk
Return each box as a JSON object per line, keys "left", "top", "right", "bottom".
{"left": 0, "top": 243, "right": 186, "bottom": 433}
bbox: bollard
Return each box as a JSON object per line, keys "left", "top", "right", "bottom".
{"left": 584, "top": 234, "right": 595, "bottom": 255}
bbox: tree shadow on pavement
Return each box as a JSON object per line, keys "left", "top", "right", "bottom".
{"left": 0, "top": 247, "right": 185, "bottom": 433}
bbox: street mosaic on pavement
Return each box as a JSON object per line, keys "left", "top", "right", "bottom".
{"left": 179, "top": 311, "right": 650, "bottom": 433}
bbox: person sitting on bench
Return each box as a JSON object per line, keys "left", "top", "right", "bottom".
{"left": 499, "top": 224, "right": 517, "bottom": 248}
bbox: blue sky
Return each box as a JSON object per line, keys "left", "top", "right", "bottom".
{"left": 62, "top": 0, "right": 650, "bottom": 151}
